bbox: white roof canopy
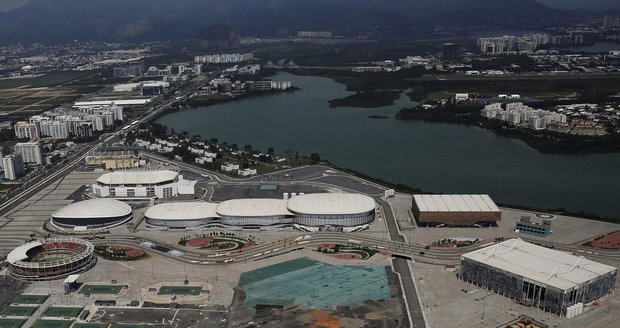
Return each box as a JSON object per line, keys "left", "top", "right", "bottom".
{"left": 462, "top": 239, "right": 617, "bottom": 290}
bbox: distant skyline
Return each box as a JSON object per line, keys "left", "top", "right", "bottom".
{"left": 1, "top": 0, "right": 620, "bottom": 12}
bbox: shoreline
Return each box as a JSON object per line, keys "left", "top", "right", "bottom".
{"left": 395, "top": 106, "right": 620, "bottom": 155}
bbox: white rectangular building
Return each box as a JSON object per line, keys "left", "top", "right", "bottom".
{"left": 15, "top": 142, "right": 43, "bottom": 165}
{"left": 2, "top": 154, "right": 25, "bottom": 180}
{"left": 461, "top": 239, "right": 617, "bottom": 317}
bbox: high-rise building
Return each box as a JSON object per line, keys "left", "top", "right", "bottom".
{"left": 14, "top": 121, "right": 39, "bottom": 140}
{"left": 2, "top": 154, "right": 25, "bottom": 180}
{"left": 15, "top": 142, "right": 43, "bottom": 165}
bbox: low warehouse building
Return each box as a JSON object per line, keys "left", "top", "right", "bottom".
{"left": 412, "top": 194, "right": 501, "bottom": 226}
{"left": 51, "top": 199, "right": 133, "bottom": 231}
{"left": 460, "top": 239, "right": 617, "bottom": 317}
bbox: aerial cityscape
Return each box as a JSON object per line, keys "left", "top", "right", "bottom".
{"left": 0, "top": 1, "right": 620, "bottom": 328}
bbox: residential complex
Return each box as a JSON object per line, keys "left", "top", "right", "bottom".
{"left": 194, "top": 53, "right": 254, "bottom": 64}
{"left": 481, "top": 102, "right": 608, "bottom": 135}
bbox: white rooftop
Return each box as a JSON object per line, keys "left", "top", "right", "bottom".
{"left": 97, "top": 170, "right": 178, "bottom": 185}
{"left": 287, "top": 193, "right": 376, "bottom": 215}
{"left": 414, "top": 194, "right": 500, "bottom": 212}
{"left": 216, "top": 199, "right": 291, "bottom": 217}
{"left": 145, "top": 202, "right": 219, "bottom": 221}
{"left": 52, "top": 199, "right": 132, "bottom": 219}
{"left": 6, "top": 241, "right": 42, "bottom": 264}
{"left": 462, "top": 239, "right": 617, "bottom": 291}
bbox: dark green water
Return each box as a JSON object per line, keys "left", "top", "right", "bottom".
{"left": 158, "top": 72, "right": 620, "bottom": 220}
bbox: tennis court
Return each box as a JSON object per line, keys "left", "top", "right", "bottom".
{"left": 43, "top": 307, "right": 83, "bottom": 318}
{"left": 31, "top": 320, "right": 73, "bottom": 328}
{"left": 79, "top": 285, "right": 122, "bottom": 295}
{"left": 0, "top": 306, "right": 38, "bottom": 316}
{"left": 0, "top": 319, "right": 26, "bottom": 328}
{"left": 157, "top": 286, "right": 202, "bottom": 295}
{"left": 12, "top": 294, "right": 48, "bottom": 304}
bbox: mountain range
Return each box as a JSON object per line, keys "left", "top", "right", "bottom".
{"left": 0, "top": 0, "right": 610, "bottom": 44}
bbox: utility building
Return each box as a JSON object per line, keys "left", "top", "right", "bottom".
{"left": 460, "top": 239, "right": 617, "bottom": 317}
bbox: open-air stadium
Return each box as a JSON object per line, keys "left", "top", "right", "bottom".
{"left": 6, "top": 238, "right": 96, "bottom": 281}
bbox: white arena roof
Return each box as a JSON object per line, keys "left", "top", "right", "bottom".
{"left": 145, "top": 202, "right": 219, "bottom": 221}
{"left": 52, "top": 199, "right": 132, "bottom": 219}
{"left": 7, "top": 241, "right": 42, "bottom": 264}
{"left": 461, "top": 239, "right": 617, "bottom": 291}
{"left": 287, "top": 193, "right": 376, "bottom": 215}
{"left": 73, "top": 99, "right": 151, "bottom": 107}
{"left": 414, "top": 194, "right": 500, "bottom": 212}
{"left": 216, "top": 199, "right": 291, "bottom": 217}
{"left": 97, "top": 170, "right": 178, "bottom": 185}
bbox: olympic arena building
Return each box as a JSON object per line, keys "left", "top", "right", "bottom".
{"left": 144, "top": 193, "right": 376, "bottom": 229}
{"left": 51, "top": 199, "right": 133, "bottom": 231}
{"left": 92, "top": 170, "right": 196, "bottom": 199}
{"left": 6, "top": 238, "right": 97, "bottom": 281}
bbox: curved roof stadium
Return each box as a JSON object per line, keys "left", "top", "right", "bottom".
{"left": 216, "top": 199, "right": 292, "bottom": 217}
{"left": 145, "top": 202, "right": 219, "bottom": 221}
{"left": 51, "top": 199, "right": 133, "bottom": 230}
{"left": 144, "top": 193, "right": 377, "bottom": 228}
{"left": 96, "top": 170, "right": 178, "bottom": 185}
{"left": 7, "top": 238, "right": 97, "bottom": 281}
{"left": 287, "top": 193, "right": 375, "bottom": 215}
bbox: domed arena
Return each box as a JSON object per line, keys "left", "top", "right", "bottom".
{"left": 51, "top": 198, "right": 133, "bottom": 231}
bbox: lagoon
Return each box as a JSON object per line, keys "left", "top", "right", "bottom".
{"left": 158, "top": 72, "right": 620, "bottom": 220}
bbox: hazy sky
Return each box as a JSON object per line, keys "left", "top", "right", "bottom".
{"left": 1, "top": 0, "right": 619, "bottom": 12}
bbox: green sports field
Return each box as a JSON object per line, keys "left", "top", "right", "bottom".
{"left": 71, "top": 324, "right": 109, "bottom": 328}
{"left": 0, "top": 306, "right": 38, "bottom": 316}
{"left": 12, "top": 294, "right": 49, "bottom": 304}
{"left": 79, "top": 285, "right": 123, "bottom": 295}
{"left": 157, "top": 286, "right": 202, "bottom": 295}
{"left": 0, "top": 319, "right": 26, "bottom": 328}
{"left": 43, "top": 307, "right": 83, "bottom": 318}
{"left": 31, "top": 320, "right": 73, "bottom": 328}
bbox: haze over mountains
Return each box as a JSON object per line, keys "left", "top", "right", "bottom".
{"left": 0, "top": 0, "right": 616, "bottom": 43}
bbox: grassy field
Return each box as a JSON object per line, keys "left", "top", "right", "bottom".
{"left": 0, "top": 319, "right": 27, "bottom": 328}
{"left": 30, "top": 320, "right": 73, "bottom": 328}
{"left": 109, "top": 324, "right": 145, "bottom": 328}
{"left": 72, "top": 324, "right": 109, "bottom": 328}
{"left": 79, "top": 285, "right": 123, "bottom": 295}
{"left": 157, "top": 286, "right": 202, "bottom": 296}
{"left": 0, "top": 306, "right": 38, "bottom": 316}
{"left": 43, "top": 307, "right": 83, "bottom": 318}
{"left": 12, "top": 294, "right": 48, "bottom": 304}
{"left": 0, "top": 71, "right": 95, "bottom": 89}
